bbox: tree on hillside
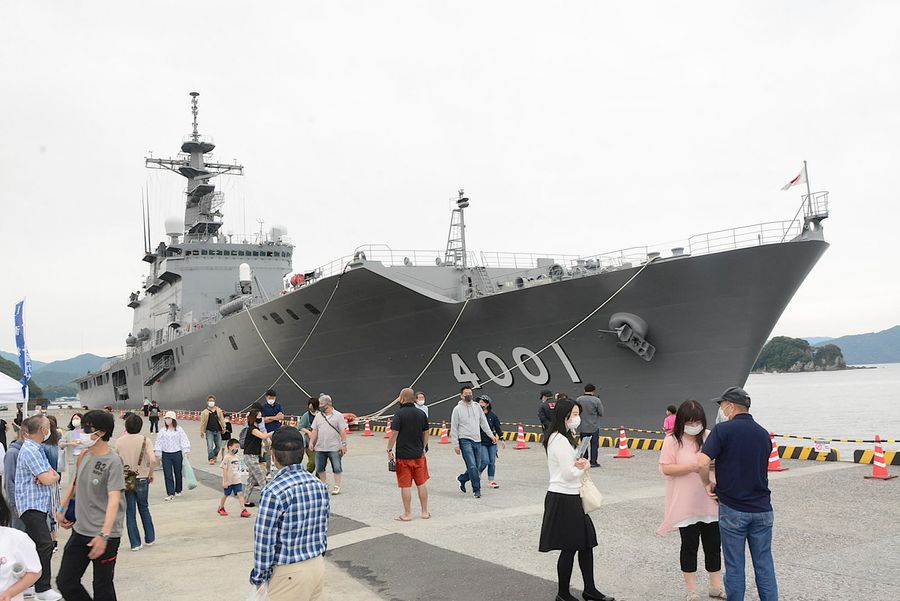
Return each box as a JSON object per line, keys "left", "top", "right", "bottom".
{"left": 0, "top": 356, "right": 44, "bottom": 398}
{"left": 753, "top": 336, "right": 812, "bottom": 371}
{"left": 813, "top": 344, "right": 845, "bottom": 368}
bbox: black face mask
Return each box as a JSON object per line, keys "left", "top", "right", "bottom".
{"left": 463, "top": 395, "right": 473, "bottom": 402}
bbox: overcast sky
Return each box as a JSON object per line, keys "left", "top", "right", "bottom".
{"left": 1, "top": 1, "right": 898, "bottom": 361}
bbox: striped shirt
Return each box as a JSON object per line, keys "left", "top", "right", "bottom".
{"left": 250, "top": 464, "right": 329, "bottom": 586}
{"left": 15, "top": 439, "right": 53, "bottom": 515}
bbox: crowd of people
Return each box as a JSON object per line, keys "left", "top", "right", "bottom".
{"left": 0, "top": 382, "right": 779, "bottom": 601}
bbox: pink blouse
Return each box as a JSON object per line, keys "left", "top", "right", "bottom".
{"left": 657, "top": 432, "right": 718, "bottom": 535}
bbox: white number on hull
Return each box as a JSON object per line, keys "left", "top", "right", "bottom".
{"left": 450, "top": 344, "right": 579, "bottom": 388}
{"left": 477, "top": 351, "right": 514, "bottom": 388}
{"left": 512, "top": 346, "right": 550, "bottom": 385}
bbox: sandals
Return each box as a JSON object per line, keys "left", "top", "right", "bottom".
{"left": 708, "top": 588, "right": 726, "bottom": 599}
{"left": 331, "top": 486, "right": 341, "bottom": 495}
{"left": 394, "top": 515, "right": 413, "bottom": 522}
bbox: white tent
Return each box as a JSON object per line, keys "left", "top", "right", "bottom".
{"left": 0, "top": 371, "right": 25, "bottom": 403}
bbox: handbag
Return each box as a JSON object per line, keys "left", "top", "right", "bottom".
{"left": 388, "top": 458, "right": 396, "bottom": 472}
{"left": 580, "top": 472, "right": 603, "bottom": 513}
{"left": 123, "top": 437, "right": 148, "bottom": 492}
{"left": 183, "top": 455, "right": 199, "bottom": 490}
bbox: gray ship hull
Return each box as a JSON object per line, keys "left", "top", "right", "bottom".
{"left": 78, "top": 237, "right": 828, "bottom": 430}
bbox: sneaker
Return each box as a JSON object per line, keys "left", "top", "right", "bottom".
{"left": 174, "top": 492, "right": 183, "bottom": 497}
{"left": 489, "top": 481, "right": 499, "bottom": 488}
{"left": 473, "top": 492, "right": 481, "bottom": 498}
{"left": 145, "top": 540, "right": 155, "bottom": 546}
{"left": 217, "top": 507, "right": 228, "bottom": 516}
{"left": 243, "top": 502, "right": 256, "bottom": 507}
{"left": 208, "top": 459, "right": 217, "bottom": 465}
{"left": 331, "top": 486, "right": 341, "bottom": 495}
{"left": 34, "top": 590, "right": 63, "bottom": 601}
{"left": 240, "top": 509, "right": 251, "bottom": 518}
{"left": 457, "top": 476, "right": 467, "bottom": 493}
{"left": 130, "top": 545, "right": 143, "bottom": 551}
{"left": 163, "top": 495, "right": 175, "bottom": 501}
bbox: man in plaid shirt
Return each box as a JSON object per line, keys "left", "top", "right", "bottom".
{"left": 250, "top": 427, "right": 329, "bottom": 600}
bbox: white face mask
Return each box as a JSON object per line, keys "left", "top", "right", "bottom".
{"left": 43, "top": 428, "right": 51, "bottom": 442}
{"left": 72, "top": 419, "right": 81, "bottom": 428}
{"left": 208, "top": 401, "right": 215, "bottom": 408}
{"left": 267, "top": 398, "right": 276, "bottom": 406}
{"left": 684, "top": 423, "right": 704, "bottom": 436}
{"left": 416, "top": 399, "right": 425, "bottom": 405}
{"left": 567, "top": 416, "right": 581, "bottom": 431}
{"left": 81, "top": 432, "right": 99, "bottom": 448}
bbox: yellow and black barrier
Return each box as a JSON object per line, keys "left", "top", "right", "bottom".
{"left": 777, "top": 445, "right": 840, "bottom": 462}
{"left": 853, "top": 449, "right": 900, "bottom": 466}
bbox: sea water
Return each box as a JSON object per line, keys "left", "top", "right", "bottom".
{"left": 747, "top": 363, "right": 900, "bottom": 441}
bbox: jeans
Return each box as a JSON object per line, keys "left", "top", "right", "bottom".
{"left": 21, "top": 509, "right": 53, "bottom": 592}
{"left": 57, "top": 531, "right": 121, "bottom": 601}
{"left": 148, "top": 417, "right": 159, "bottom": 433}
{"left": 581, "top": 430, "right": 600, "bottom": 465}
{"left": 161, "top": 451, "right": 183, "bottom": 496}
{"left": 479, "top": 443, "right": 498, "bottom": 479}
{"left": 125, "top": 479, "right": 155, "bottom": 549}
{"left": 205, "top": 431, "right": 223, "bottom": 461}
{"left": 718, "top": 503, "right": 778, "bottom": 601}
{"left": 457, "top": 438, "right": 483, "bottom": 493}
{"left": 315, "top": 451, "right": 343, "bottom": 474}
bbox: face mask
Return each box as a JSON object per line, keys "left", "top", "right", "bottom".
{"left": 684, "top": 423, "right": 704, "bottom": 436}
{"left": 43, "top": 428, "right": 51, "bottom": 442}
{"left": 463, "top": 395, "right": 473, "bottom": 402}
{"left": 164, "top": 418, "right": 172, "bottom": 426}
{"left": 567, "top": 416, "right": 581, "bottom": 431}
{"left": 72, "top": 419, "right": 81, "bottom": 428}
{"left": 230, "top": 448, "right": 239, "bottom": 454}
{"left": 416, "top": 399, "right": 425, "bottom": 405}
{"left": 257, "top": 418, "right": 264, "bottom": 425}
{"left": 81, "top": 431, "right": 99, "bottom": 448}
{"left": 208, "top": 402, "right": 215, "bottom": 408}
{"left": 267, "top": 398, "right": 276, "bottom": 406}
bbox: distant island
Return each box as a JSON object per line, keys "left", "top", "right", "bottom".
{"left": 803, "top": 325, "right": 900, "bottom": 365}
{"left": 752, "top": 336, "right": 851, "bottom": 373}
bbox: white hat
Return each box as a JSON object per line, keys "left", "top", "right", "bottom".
{"left": 164, "top": 410, "right": 177, "bottom": 420}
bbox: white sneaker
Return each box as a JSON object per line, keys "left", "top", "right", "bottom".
{"left": 130, "top": 544, "right": 143, "bottom": 551}
{"left": 35, "top": 589, "right": 63, "bottom": 601}
{"left": 145, "top": 539, "right": 155, "bottom": 546}
{"left": 174, "top": 492, "right": 183, "bottom": 497}
{"left": 164, "top": 495, "right": 174, "bottom": 501}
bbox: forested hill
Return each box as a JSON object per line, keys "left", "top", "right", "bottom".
{"left": 753, "top": 337, "right": 846, "bottom": 372}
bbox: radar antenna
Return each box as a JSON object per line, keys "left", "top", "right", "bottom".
{"left": 444, "top": 189, "right": 469, "bottom": 268}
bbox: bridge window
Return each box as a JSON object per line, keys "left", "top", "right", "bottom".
{"left": 238, "top": 251, "right": 245, "bottom": 256}
{"left": 252, "top": 251, "right": 259, "bottom": 257}
{"left": 201, "top": 250, "right": 208, "bottom": 255}
{"left": 270, "top": 312, "right": 284, "bottom": 324}
{"left": 285, "top": 308, "right": 299, "bottom": 320}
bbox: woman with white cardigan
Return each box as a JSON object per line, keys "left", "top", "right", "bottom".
{"left": 539, "top": 398, "right": 615, "bottom": 601}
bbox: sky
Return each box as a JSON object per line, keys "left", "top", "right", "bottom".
{"left": 1, "top": 1, "right": 899, "bottom": 361}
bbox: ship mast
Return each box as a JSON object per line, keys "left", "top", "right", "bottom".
{"left": 145, "top": 92, "right": 244, "bottom": 243}
{"left": 444, "top": 189, "right": 469, "bottom": 268}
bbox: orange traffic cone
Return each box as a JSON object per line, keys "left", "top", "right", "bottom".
{"left": 362, "top": 419, "right": 373, "bottom": 436}
{"left": 768, "top": 433, "right": 789, "bottom": 472}
{"left": 515, "top": 423, "right": 529, "bottom": 449}
{"left": 439, "top": 421, "right": 451, "bottom": 444}
{"left": 865, "top": 435, "right": 897, "bottom": 480}
{"left": 614, "top": 426, "right": 633, "bottom": 458}
{"left": 288, "top": 415, "right": 296, "bottom": 427}
{"left": 384, "top": 418, "right": 392, "bottom": 439}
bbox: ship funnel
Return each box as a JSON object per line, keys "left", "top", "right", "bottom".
{"left": 165, "top": 217, "right": 183, "bottom": 244}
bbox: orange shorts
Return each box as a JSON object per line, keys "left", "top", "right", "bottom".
{"left": 395, "top": 457, "right": 429, "bottom": 488}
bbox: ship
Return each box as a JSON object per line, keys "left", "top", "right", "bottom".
{"left": 75, "top": 93, "right": 830, "bottom": 430}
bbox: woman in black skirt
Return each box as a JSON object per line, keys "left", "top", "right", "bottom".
{"left": 539, "top": 398, "right": 615, "bottom": 601}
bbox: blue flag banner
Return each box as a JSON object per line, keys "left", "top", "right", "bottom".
{"left": 14, "top": 300, "right": 32, "bottom": 399}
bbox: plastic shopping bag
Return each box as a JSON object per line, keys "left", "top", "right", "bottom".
{"left": 246, "top": 584, "right": 269, "bottom": 601}
{"left": 183, "top": 455, "right": 199, "bottom": 490}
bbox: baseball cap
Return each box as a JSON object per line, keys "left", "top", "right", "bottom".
{"left": 539, "top": 389, "right": 553, "bottom": 399}
{"left": 476, "top": 394, "right": 492, "bottom": 402}
{"left": 714, "top": 386, "right": 751, "bottom": 408}
{"left": 271, "top": 427, "right": 305, "bottom": 451}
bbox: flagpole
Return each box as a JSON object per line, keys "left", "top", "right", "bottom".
{"left": 804, "top": 160, "right": 812, "bottom": 215}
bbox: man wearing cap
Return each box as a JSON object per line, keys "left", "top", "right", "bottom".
{"left": 697, "top": 386, "right": 778, "bottom": 601}
{"left": 251, "top": 428, "right": 329, "bottom": 601}
{"left": 576, "top": 384, "right": 604, "bottom": 467}
{"left": 537, "top": 389, "right": 556, "bottom": 432}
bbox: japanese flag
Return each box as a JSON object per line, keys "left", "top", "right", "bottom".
{"left": 781, "top": 167, "right": 807, "bottom": 191}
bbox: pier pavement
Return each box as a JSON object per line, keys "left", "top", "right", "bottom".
{"left": 46, "top": 414, "right": 900, "bottom": 600}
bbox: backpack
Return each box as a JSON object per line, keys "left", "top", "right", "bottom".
{"left": 239, "top": 426, "right": 249, "bottom": 449}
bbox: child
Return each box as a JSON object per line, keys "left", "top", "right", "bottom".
{"left": 220, "top": 414, "right": 234, "bottom": 462}
{"left": 663, "top": 404, "right": 677, "bottom": 434}
{"left": 218, "top": 439, "right": 251, "bottom": 517}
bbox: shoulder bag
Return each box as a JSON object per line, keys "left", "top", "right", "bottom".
{"left": 580, "top": 471, "right": 603, "bottom": 513}
{"left": 123, "top": 436, "right": 148, "bottom": 492}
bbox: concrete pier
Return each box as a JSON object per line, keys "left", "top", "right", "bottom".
{"left": 46, "top": 415, "right": 900, "bottom": 600}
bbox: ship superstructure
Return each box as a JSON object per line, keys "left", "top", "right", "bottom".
{"left": 75, "top": 94, "right": 830, "bottom": 429}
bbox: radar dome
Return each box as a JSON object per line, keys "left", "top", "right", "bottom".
{"left": 165, "top": 217, "right": 183, "bottom": 236}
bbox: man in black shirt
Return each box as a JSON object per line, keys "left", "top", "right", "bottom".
{"left": 537, "top": 389, "right": 556, "bottom": 432}
{"left": 386, "top": 388, "right": 430, "bottom": 521}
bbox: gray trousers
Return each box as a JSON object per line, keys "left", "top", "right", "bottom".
{"left": 244, "top": 454, "right": 266, "bottom": 504}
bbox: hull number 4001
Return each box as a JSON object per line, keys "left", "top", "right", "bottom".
{"left": 450, "top": 343, "right": 581, "bottom": 388}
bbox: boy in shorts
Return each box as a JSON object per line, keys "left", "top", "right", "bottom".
{"left": 218, "top": 439, "right": 251, "bottom": 517}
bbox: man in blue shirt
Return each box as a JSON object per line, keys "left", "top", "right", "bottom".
{"left": 698, "top": 386, "right": 778, "bottom": 601}
{"left": 250, "top": 428, "right": 329, "bottom": 600}
{"left": 16, "top": 415, "right": 62, "bottom": 600}
{"left": 260, "top": 388, "right": 285, "bottom": 433}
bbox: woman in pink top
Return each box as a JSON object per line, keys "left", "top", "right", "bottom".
{"left": 658, "top": 400, "right": 725, "bottom": 601}
{"left": 663, "top": 405, "right": 677, "bottom": 434}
